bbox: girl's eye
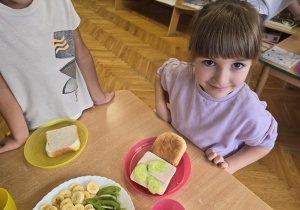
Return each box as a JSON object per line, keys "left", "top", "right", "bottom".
{"left": 203, "top": 60, "right": 215, "bottom": 66}
{"left": 231, "top": 63, "right": 244, "bottom": 69}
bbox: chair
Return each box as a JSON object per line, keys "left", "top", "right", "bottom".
{"left": 167, "top": 0, "right": 199, "bottom": 36}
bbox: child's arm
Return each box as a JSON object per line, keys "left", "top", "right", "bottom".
{"left": 206, "top": 145, "right": 271, "bottom": 174}
{"left": 0, "top": 74, "right": 29, "bottom": 154}
{"left": 73, "top": 28, "right": 114, "bottom": 105}
{"left": 287, "top": 0, "right": 300, "bottom": 20}
{"left": 155, "top": 74, "right": 171, "bottom": 122}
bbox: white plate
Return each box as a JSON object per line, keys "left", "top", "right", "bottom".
{"left": 33, "top": 175, "right": 135, "bottom": 210}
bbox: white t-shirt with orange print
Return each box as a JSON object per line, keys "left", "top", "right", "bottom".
{"left": 247, "top": 0, "right": 296, "bottom": 22}
{"left": 0, "top": 0, "right": 93, "bottom": 130}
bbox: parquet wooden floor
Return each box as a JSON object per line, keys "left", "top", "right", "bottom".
{"left": 0, "top": 0, "right": 299, "bottom": 209}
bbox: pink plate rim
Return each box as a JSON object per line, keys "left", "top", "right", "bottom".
{"left": 151, "top": 199, "right": 185, "bottom": 210}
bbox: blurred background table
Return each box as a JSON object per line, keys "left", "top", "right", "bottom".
{"left": 255, "top": 32, "right": 300, "bottom": 96}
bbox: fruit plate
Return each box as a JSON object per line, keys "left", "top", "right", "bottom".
{"left": 24, "top": 118, "right": 88, "bottom": 168}
{"left": 33, "top": 175, "right": 135, "bottom": 210}
{"left": 124, "top": 137, "right": 191, "bottom": 197}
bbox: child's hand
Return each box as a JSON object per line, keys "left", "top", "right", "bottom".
{"left": 0, "top": 134, "right": 26, "bottom": 154}
{"left": 205, "top": 148, "right": 229, "bottom": 171}
{"left": 93, "top": 91, "right": 115, "bottom": 105}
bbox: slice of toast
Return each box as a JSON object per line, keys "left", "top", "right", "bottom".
{"left": 45, "top": 125, "right": 80, "bottom": 158}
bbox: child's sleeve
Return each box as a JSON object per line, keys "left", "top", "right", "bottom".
{"left": 243, "top": 111, "right": 278, "bottom": 150}
{"left": 157, "top": 58, "right": 179, "bottom": 76}
{"left": 157, "top": 58, "right": 181, "bottom": 92}
{"left": 65, "top": 0, "right": 81, "bottom": 30}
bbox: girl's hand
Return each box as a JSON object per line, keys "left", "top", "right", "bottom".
{"left": 205, "top": 148, "right": 229, "bottom": 171}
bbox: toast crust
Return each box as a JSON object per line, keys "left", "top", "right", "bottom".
{"left": 150, "top": 132, "right": 187, "bottom": 166}
{"left": 46, "top": 138, "right": 80, "bottom": 157}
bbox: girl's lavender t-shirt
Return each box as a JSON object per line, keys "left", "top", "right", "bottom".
{"left": 158, "top": 58, "right": 278, "bottom": 157}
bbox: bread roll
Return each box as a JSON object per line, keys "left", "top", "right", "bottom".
{"left": 45, "top": 125, "right": 80, "bottom": 157}
{"left": 150, "top": 132, "right": 186, "bottom": 166}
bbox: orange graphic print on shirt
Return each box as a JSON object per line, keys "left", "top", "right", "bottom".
{"left": 51, "top": 30, "right": 78, "bottom": 98}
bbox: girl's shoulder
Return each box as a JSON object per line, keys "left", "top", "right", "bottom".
{"left": 236, "top": 84, "right": 275, "bottom": 124}
{"left": 234, "top": 85, "right": 278, "bottom": 145}
{"left": 238, "top": 84, "right": 267, "bottom": 109}
{"left": 157, "top": 58, "right": 189, "bottom": 76}
{"left": 157, "top": 58, "right": 194, "bottom": 92}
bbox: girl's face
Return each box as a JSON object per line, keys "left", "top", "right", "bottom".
{"left": 0, "top": 0, "right": 33, "bottom": 9}
{"left": 194, "top": 57, "right": 252, "bottom": 99}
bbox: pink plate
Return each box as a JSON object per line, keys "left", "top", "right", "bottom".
{"left": 296, "top": 62, "right": 300, "bottom": 76}
{"left": 152, "top": 199, "right": 185, "bottom": 210}
{"left": 124, "top": 137, "right": 191, "bottom": 197}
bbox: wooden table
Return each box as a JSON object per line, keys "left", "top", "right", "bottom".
{"left": 255, "top": 33, "right": 300, "bottom": 96}
{"left": 0, "top": 90, "right": 271, "bottom": 210}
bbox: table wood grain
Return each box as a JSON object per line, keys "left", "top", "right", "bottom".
{"left": 0, "top": 90, "right": 271, "bottom": 210}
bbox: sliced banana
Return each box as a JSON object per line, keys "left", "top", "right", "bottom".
{"left": 89, "top": 193, "right": 96, "bottom": 198}
{"left": 75, "top": 204, "right": 85, "bottom": 210}
{"left": 40, "top": 205, "right": 57, "bottom": 210}
{"left": 72, "top": 185, "right": 84, "bottom": 193}
{"left": 52, "top": 194, "right": 64, "bottom": 208}
{"left": 48, "top": 181, "right": 119, "bottom": 210}
{"left": 69, "top": 183, "right": 80, "bottom": 191}
{"left": 40, "top": 204, "right": 51, "bottom": 210}
{"left": 61, "top": 203, "right": 76, "bottom": 210}
{"left": 60, "top": 189, "right": 72, "bottom": 198}
{"left": 82, "top": 191, "right": 91, "bottom": 199}
{"left": 60, "top": 198, "right": 73, "bottom": 209}
{"left": 84, "top": 204, "right": 95, "bottom": 210}
{"left": 82, "top": 191, "right": 90, "bottom": 205}
{"left": 86, "top": 181, "right": 99, "bottom": 194}
{"left": 71, "top": 191, "right": 84, "bottom": 204}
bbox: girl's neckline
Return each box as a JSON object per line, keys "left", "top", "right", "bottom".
{"left": 0, "top": 0, "right": 40, "bottom": 16}
{"left": 199, "top": 85, "right": 233, "bottom": 96}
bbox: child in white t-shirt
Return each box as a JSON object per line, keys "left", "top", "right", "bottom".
{"left": 0, "top": 0, "right": 114, "bottom": 153}
{"left": 247, "top": 0, "right": 300, "bottom": 22}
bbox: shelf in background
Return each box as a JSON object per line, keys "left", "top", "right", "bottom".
{"left": 264, "top": 21, "right": 300, "bottom": 34}
{"left": 154, "top": 0, "right": 176, "bottom": 6}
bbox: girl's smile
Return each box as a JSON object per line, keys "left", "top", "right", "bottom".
{"left": 207, "top": 83, "right": 230, "bottom": 91}
{"left": 194, "top": 57, "right": 253, "bottom": 99}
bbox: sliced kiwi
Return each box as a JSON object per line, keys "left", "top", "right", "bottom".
{"left": 133, "top": 163, "right": 147, "bottom": 183}
{"left": 147, "top": 176, "right": 161, "bottom": 194}
{"left": 147, "top": 160, "right": 168, "bottom": 173}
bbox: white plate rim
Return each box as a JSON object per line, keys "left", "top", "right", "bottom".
{"left": 33, "top": 175, "right": 135, "bottom": 210}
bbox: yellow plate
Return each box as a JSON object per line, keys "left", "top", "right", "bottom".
{"left": 24, "top": 119, "right": 88, "bottom": 168}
